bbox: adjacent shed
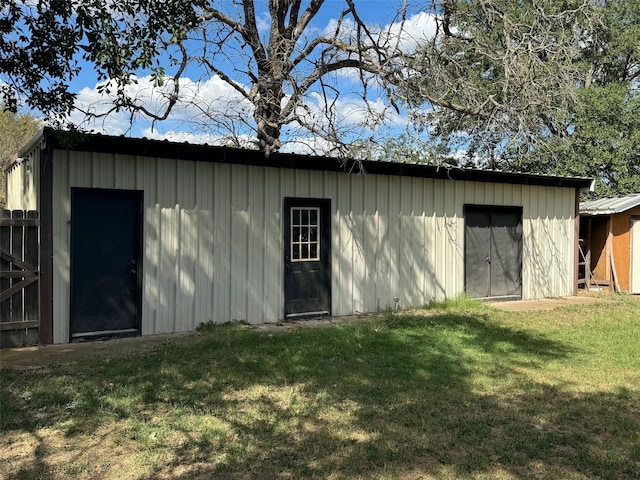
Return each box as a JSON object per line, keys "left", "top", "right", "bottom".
{"left": 5, "top": 128, "right": 592, "bottom": 344}
{"left": 579, "top": 193, "right": 640, "bottom": 293}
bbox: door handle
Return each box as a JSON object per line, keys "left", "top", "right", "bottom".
{"left": 486, "top": 256, "right": 491, "bottom": 264}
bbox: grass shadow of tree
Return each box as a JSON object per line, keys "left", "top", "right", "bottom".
{"left": 2, "top": 312, "right": 639, "bottom": 479}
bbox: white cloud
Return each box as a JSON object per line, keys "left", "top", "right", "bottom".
{"left": 67, "top": 74, "right": 254, "bottom": 137}
{"left": 302, "top": 91, "right": 405, "bottom": 130}
{"left": 385, "top": 12, "right": 439, "bottom": 53}
{"left": 320, "top": 11, "right": 438, "bottom": 87}
{"left": 323, "top": 10, "right": 437, "bottom": 53}
{"left": 280, "top": 135, "right": 341, "bottom": 156}
{"left": 141, "top": 128, "right": 257, "bottom": 149}
{"left": 68, "top": 70, "right": 404, "bottom": 141}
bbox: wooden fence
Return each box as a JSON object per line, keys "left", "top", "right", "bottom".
{"left": 1, "top": 210, "right": 39, "bottom": 348}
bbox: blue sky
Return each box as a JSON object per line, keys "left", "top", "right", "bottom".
{"left": 58, "top": 0, "right": 436, "bottom": 154}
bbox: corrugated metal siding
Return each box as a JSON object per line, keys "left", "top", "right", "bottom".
{"left": 581, "top": 193, "right": 640, "bottom": 215}
{"left": 5, "top": 144, "right": 41, "bottom": 210}
{"left": 522, "top": 185, "right": 574, "bottom": 299}
{"left": 50, "top": 150, "right": 577, "bottom": 343}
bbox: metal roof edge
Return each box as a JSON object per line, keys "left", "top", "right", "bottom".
{"left": 580, "top": 192, "right": 640, "bottom": 215}
{"left": 36, "top": 128, "right": 592, "bottom": 189}
{"left": 18, "top": 127, "right": 46, "bottom": 157}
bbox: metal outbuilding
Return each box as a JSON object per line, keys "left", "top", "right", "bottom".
{"left": 5, "top": 128, "right": 592, "bottom": 345}
{"left": 580, "top": 193, "right": 640, "bottom": 293}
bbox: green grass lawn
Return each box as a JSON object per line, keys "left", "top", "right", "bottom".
{"left": 1, "top": 295, "right": 640, "bottom": 479}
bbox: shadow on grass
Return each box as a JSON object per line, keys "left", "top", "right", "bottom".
{"left": 2, "top": 312, "right": 639, "bottom": 479}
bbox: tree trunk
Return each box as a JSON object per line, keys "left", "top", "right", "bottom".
{"left": 254, "top": 76, "right": 284, "bottom": 155}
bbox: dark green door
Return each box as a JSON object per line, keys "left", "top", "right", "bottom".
{"left": 70, "top": 188, "right": 142, "bottom": 339}
{"left": 284, "top": 198, "right": 331, "bottom": 319}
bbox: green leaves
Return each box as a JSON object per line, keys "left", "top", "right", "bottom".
{"left": 506, "top": 0, "right": 640, "bottom": 197}
{"left": 396, "top": 0, "right": 594, "bottom": 166}
{"left": 1, "top": 0, "right": 200, "bottom": 116}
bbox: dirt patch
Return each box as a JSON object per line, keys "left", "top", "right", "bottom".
{"left": 0, "top": 332, "right": 197, "bottom": 370}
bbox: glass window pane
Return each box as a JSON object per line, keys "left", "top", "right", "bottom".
{"left": 290, "top": 206, "right": 322, "bottom": 262}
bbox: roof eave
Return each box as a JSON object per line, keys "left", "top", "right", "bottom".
{"left": 34, "top": 128, "right": 592, "bottom": 189}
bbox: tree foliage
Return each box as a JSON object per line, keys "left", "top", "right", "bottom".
{"left": 391, "top": 0, "right": 597, "bottom": 166}
{"left": 1, "top": 1, "right": 199, "bottom": 114}
{"left": 505, "top": 0, "right": 640, "bottom": 197}
{"left": 387, "top": 0, "right": 639, "bottom": 198}
{"left": 4, "top": 0, "right": 636, "bottom": 194}
{"left": 2, "top": 0, "right": 394, "bottom": 155}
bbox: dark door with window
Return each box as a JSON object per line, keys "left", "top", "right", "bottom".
{"left": 465, "top": 205, "right": 523, "bottom": 299}
{"left": 70, "top": 188, "right": 143, "bottom": 339}
{"left": 284, "top": 198, "right": 331, "bottom": 319}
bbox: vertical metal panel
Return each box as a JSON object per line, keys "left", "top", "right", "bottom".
{"left": 246, "top": 166, "right": 265, "bottom": 323}
{"left": 176, "top": 160, "right": 196, "bottom": 332}
{"left": 69, "top": 150, "right": 90, "bottom": 187}
{"left": 334, "top": 172, "right": 353, "bottom": 314}
{"left": 213, "top": 163, "right": 232, "bottom": 323}
{"left": 519, "top": 185, "right": 576, "bottom": 300}
{"left": 144, "top": 201, "right": 160, "bottom": 335}
{"left": 322, "top": 171, "right": 340, "bottom": 315}
{"left": 91, "top": 152, "right": 115, "bottom": 188}
{"left": 411, "top": 178, "right": 426, "bottom": 306}
{"left": 52, "top": 150, "right": 70, "bottom": 343}
{"left": 420, "top": 179, "right": 434, "bottom": 303}
{"left": 374, "top": 174, "right": 391, "bottom": 309}
{"left": 522, "top": 185, "right": 537, "bottom": 298}
{"left": 432, "top": 176, "right": 447, "bottom": 300}
{"left": 136, "top": 156, "right": 159, "bottom": 335}
{"left": 114, "top": 153, "right": 137, "bottom": 189}
{"left": 362, "top": 175, "right": 378, "bottom": 310}
{"left": 6, "top": 144, "right": 41, "bottom": 211}
{"left": 398, "top": 177, "right": 413, "bottom": 308}
{"left": 230, "top": 164, "right": 248, "bottom": 321}
{"left": 263, "top": 166, "right": 281, "bottom": 322}
{"left": 442, "top": 180, "right": 463, "bottom": 296}
{"left": 350, "top": 174, "right": 366, "bottom": 313}
{"left": 387, "top": 176, "right": 402, "bottom": 307}
{"left": 194, "top": 161, "right": 215, "bottom": 325}
{"left": 157, "top": 158, "right": 178, "bottom": 334}
{"left": 537, "top": 185, "right": 553, "bottom": 298}
{"left": 453, "top": 181, "right": 466, "bottom": 294}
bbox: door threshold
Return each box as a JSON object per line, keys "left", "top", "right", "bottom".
{"left": 71, "top": 328, "right": 140, "bottom": 341}
{"left": 286, "top": 311, "right": 330, "bottom": 320}
{"left": 478, "top": 295, "right": 522, "bottom": 302}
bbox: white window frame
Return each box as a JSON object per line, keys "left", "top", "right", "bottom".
{"left": 290, "top": 207, "right": 321, "bottom": 262}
